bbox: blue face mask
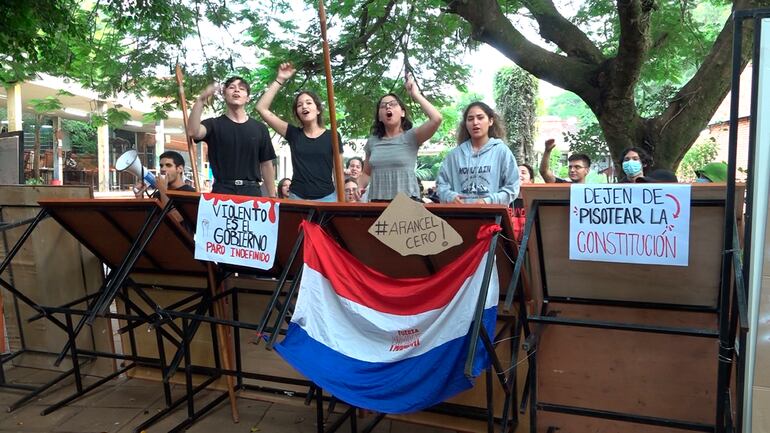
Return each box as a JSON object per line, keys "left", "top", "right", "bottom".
{"left": 622, "top": 160, "right": 643, "bottom": 177}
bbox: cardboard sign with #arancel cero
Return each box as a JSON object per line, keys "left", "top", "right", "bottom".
{"left": 368, "top": 193, "right": 462, "bottom": 256}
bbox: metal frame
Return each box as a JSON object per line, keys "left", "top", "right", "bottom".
{"left": 722, "top": 9, "right": 770, "bottom": 433}
{"left": 506, "top": 191, "right": 749, "bottom": 432}
{"left": 135, "top": 197, "right": 322, "bottom": 433}
{"left": 0, "top": 198, "right": 236, "bottom": 433}
{"left": 254, "top": 206, "right": 518, "bottom": 433}
{"left": 144, "top": 203, "right": 524, "bottom": 433}
{"left": 0, "top": 206, "right": 99, "bottom": 411}
{"left": 4, "top": 196, "right": 526, "bottom": 432}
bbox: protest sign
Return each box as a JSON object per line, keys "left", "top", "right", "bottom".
{"left": 194, "top": 194, "right": 280, "bottom": 270}
{"left": 569, "top": 184, "right": 691, "bottom": 266}
{"left": 368, "top": 193, "right": 462, "bottom": 256}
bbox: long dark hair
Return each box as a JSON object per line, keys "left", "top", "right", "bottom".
{"left": 456, "top": 101, "right": 506, "bottom": 144}
{"left": 277, "top": 178, "right": 291, "bottom": 199}
{"left": 293, "top": 91, "right": 324, "bottom": 128}
{"left": 370, "top": 93, "right": 413, "bottom": 138}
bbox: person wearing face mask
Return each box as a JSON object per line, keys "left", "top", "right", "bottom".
{"left": 618, "top": 147, "right": 652, "bottom": 183}
{"left": 256, "top": 63, "right": 343, "bottom": 202}
{"left": 358, "top": 74, "right": 443, "bottom": 202}
{"left": 436, "top": 102, "right": 520, "bottom": 206}
{"left": 187, "top": 76, "right": 277, "bottom": 197}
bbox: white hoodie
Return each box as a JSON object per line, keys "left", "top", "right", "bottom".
{"left": 436, "top": 137, "right": 520, "bottom": 205}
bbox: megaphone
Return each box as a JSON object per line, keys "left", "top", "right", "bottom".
{"left": 116, "top": 149, "right": 156, "bottom": 187}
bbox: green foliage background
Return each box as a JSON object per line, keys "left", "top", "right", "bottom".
{"left": 493, "top": 66, "right": 538, "bottom": 166}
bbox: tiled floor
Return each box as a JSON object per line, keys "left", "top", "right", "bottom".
{"left": 0, "top": 367, "right": 457, "bottom": 433}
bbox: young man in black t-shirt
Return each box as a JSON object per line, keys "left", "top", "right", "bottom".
{"left": 187, "top": 77, "right": 277, "bottom": 197}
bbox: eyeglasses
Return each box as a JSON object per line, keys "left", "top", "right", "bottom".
{"left": 379, "top": 100, "right": 399, "bottom": 109}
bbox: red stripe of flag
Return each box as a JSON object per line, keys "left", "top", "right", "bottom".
{"left": 300, "top": 221, "right": 500, "bottom": 316}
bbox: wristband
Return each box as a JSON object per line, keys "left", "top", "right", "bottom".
{"left": 274, "top": 79, "right": 285, "bottom": 86}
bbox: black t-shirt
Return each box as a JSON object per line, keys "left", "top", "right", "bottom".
{"left": 554, "top": 177, "right": 571, "bottom": 183}
{"left": 201, "top": 115, "right": 276, "bottom": 182}
{"left": 174, "top": 184, "right": 197, "bottom": 192}
{"left": 151, "top": 183, "right": 196, "bottom": 199}
{"left": 285, "top": 125, "right": 343, "bottom": 199}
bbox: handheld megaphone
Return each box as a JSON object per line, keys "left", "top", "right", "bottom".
{"left": 115, "top": 149, "right": 156, "bottom": 187}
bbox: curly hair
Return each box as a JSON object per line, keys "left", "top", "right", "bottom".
{"left": 619, "top": 147, "right": 653, "bottom": 171}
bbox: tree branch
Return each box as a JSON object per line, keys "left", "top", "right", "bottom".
{"left": 653, "top": 0, "right": 769, "bottom": 164}
{"left": 330, "top": 0, "right": 397, "bottom": 58}
{"left": 611, "top": 0, "right": 655, "bottom": 96}
{"left": 519, "top": 0, "right": 605, "bottom": 64}
{"left": 444, "top": 0, "right": 600, "bottom": 106}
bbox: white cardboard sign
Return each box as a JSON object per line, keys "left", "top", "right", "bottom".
{"left": 569, "top": 184, "right": 691, "bottom": 266}
{"left": 194, "top": 194, "right": 280, "bottom": 269}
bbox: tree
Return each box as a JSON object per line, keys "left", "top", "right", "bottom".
{"left": 3, "top": 0, "right": 759, "bottom": 169}
{"left": 0, "top": 0, "right": 87, "bottom": 83}
{"left": 442, "top": 0, "right": 761, "bottom": 169}
{"left": 434, "top": 91, "right": 485, "bottom": 145}
{"left": 416, "top": 150, "right": 450, "bottom": 181}
{"left": 677, "top": 138, "right": 719, "bottom": 181}
{"left": 546, "top": 91, "right": 610, "bottom": 164}
{"left": 494, "top": 65, "right": 538, "bottom": 166}
{"left": 62, "top": 119, "right": 97, "bottom": 154}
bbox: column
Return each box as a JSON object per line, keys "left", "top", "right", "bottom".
{"left": 6, "top": 83, "right": 22, "bottom": 132}
{"left": 53, "top": 116, "right": 63, "bottom": 184}
{"left": 96, "top": 102, "right": 110, "bottom": 192}
{"left": 154, "top": 119, "right": 164, "bottom": 168}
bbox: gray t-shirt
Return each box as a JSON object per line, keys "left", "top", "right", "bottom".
{"left": 364, "top": 129, "right": 420, "bottom": 200}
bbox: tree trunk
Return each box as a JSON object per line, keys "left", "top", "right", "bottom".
{"left": 444, "top": 0, "right": 768, "bottom": 174}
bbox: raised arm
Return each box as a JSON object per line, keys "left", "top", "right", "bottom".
{"left": 255, "top": 63, "right": 296, "bottom": 137}
{"left": 539, "top": 138, "right": 557, "bottom": 183}
{"left": 406, "top": 75, "right": 442, "bottom": 145}
{"left": 187, "top": 84, "right": 217, "bottom": 140}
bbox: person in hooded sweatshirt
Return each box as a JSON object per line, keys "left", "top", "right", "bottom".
{"left": 436, "top": 102, "right": 520, "bottom": 205}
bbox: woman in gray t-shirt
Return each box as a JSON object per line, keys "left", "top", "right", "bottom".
{"left": 358, "top": 75, "right": 443, "bottom": 201}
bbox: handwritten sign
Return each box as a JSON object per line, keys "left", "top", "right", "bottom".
{"left": 569, "top": 184, "right": 691, "bottom": 266}
{"left": 194, "top": 194, "right": 280, "bottom": 270}
{"left": 368, "top": 193, "right": 462, "bottom": 256}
